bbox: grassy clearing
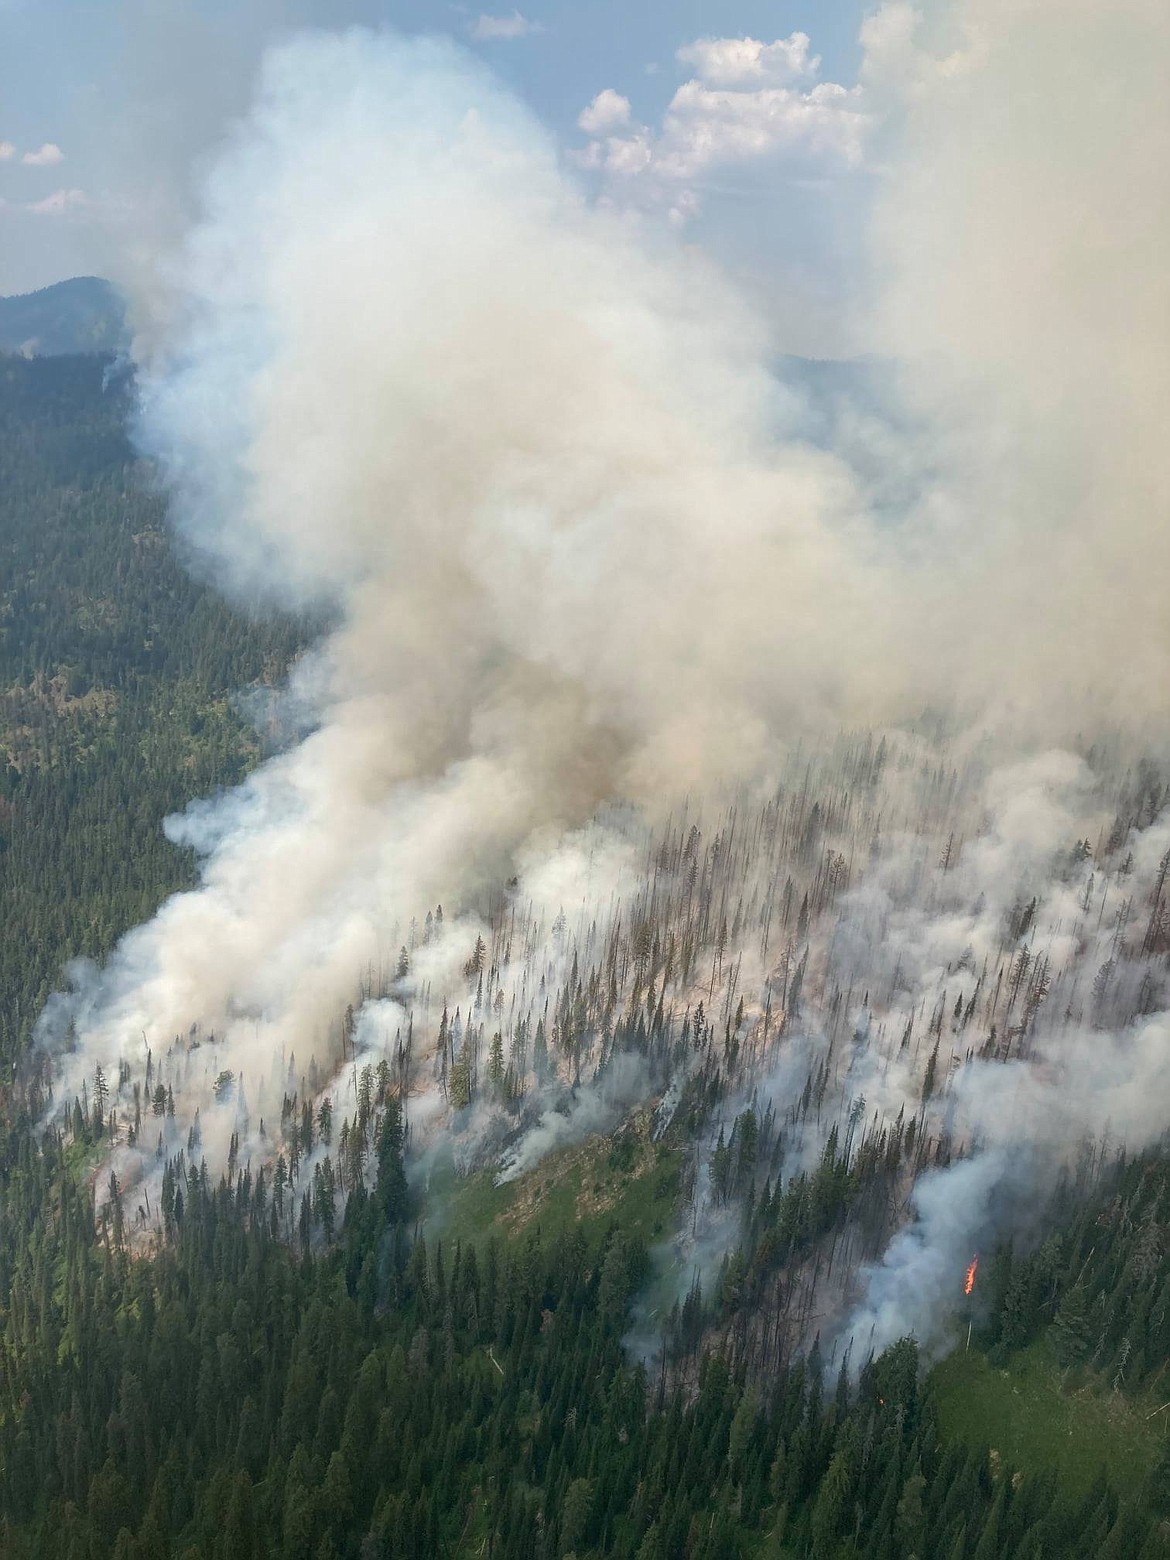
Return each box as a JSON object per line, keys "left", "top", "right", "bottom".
{"left": 930, "top": 1341, "right": 1164, "bottom": 1500}
{"left": 424, "top": 1115, "right": 682, "bottom": 1253}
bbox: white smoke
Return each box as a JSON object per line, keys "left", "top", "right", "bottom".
{"left": 495, "top": 1051, "right": 652, "bottom": 1184}
{"left": 828, "top": 0, "right": 1170, "bottom": 1352}
{"left": 33, "top": 5, "right": 1170, "bottom": 1362}
{"left": 864, "top": 0, "right": 1170, "bottom": 731}
{"left": 827, "top": 753, "right": 1170, "bottom": 1359}
{"left": 604, "top": 744, "right": 1170, "bottom": 1364}
{"left": 845, "top": 1153, "right": 1012, "bottom": 1361}
{"left": 39, "top": 29, "right": 912, "bottom": 1148}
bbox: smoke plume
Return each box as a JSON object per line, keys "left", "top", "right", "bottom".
{"left": 35, "top": 5, "right": 1170, "bottom": 1365}
{"left": 864, "top": 0, "right": 1170, "bottom": 730}
{"left": 41, "top": 29, "right": 907, "bottom": 1136}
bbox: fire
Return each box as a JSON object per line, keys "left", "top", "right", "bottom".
{"left": 964, "top": 1256, "right": 979, "bottom": 1296}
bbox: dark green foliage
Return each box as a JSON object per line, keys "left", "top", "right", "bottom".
{"left": 1051, "top": 1280, "right": 1092, "bottom": 1367}
{"left": 985, "top": 1151, "right": 1170, "bottom": 1395}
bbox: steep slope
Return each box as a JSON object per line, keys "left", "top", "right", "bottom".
{"left": 0, "top": 277, "right": 127, "bottom": 357}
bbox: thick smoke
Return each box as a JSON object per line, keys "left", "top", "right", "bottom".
{"left": 614, "top": 747, "right": 1170, "bottom": 1365}
{"left": 40, "top": 30, "right": 908, "bottom": 1143}
{"left": 832, "top": 754, "right": 1170, "bottom": 1359}
{"left": 34, "top": 6, "right": 1170, "bottom": 1365}
{"left": 821, "top": 0, "right": 1170, "bottom": 1353}
{"left": 864, "top": 0, "right": 1170, "bottom": 730}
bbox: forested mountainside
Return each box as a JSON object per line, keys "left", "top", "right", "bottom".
{"left": 4, "top": 1114, "right": 1170, "bottom": 1560}
{"left": 0, "top": 351, "right": 1167, "bottom": 1559}
{"left": 0, "top": 353, "right": 304, "bottom": 1063}
{"left": 0, "top": 281, "right": 127, "bottom": 359}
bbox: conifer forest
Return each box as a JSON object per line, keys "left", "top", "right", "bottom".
{"left": 1, "top": 1, "right": 1169, "bottom": 1555}
{"left": 0, "top": 344, "right": 1165, "bottom": 1557}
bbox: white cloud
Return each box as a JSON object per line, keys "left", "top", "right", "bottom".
{"left": 676, "top": 33, "right": 819, "bottom": 87}
{"left": 577, "top": 82, "right": 868, "bottom": 227}
{"left": 577, "top": 88, "right": 631, "bottom": 136}
{"left": 471, "top": 10, "right": 539, "bottom": 41}
{"left": 22, "top": 142, "right": 64, "bottom": 166}
{"left": 26, "top": 187, "right": 85, "bottom": 215}
{"left": 0, "top": 186, "right": 87, "bottom": 218}
{"left": 597, "top": 130, "right": 654, "bottom": 178}
{"left": 658, "top": 79, "right": 867, "bottom": 176}
{"left": 0, "top": 141, "right": 15, "bottom": 161}
{"left": 575, "top": 30, "right": 871, "bottom": 223}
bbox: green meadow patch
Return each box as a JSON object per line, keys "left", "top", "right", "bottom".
{"left": 930, "top": 1341, "right": 1164, "bottom": 1501}
{"left": 424, "top": 1114, "right": 681, "bottom": 1252}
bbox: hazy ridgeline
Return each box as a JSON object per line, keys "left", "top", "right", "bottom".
{"left": 34, "top": 0, "right": 1170, "bottom": 1364}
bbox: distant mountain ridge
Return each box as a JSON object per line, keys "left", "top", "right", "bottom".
{"left": 0, "top": 276, "right": 127, "bottom": 357}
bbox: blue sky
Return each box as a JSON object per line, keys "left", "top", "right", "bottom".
{"left": 0, "top": 0, "right": 877, "bottom": 350}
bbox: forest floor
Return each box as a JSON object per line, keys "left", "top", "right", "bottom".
{"left": 931, "top": 1341, "right": 1164, "bottom": 1500}
{"left": 424, "top": 1122, "right": 682, "bottom": 1252}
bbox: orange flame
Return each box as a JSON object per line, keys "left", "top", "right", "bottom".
{"left": 964, "top": 1256, "right": 979, "bottom": 1297}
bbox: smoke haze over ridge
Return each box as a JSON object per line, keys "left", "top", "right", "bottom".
{"left": 35, "top": 2, "right": 1170, "bottom": 1358}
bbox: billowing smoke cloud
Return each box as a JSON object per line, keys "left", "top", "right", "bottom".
{"left": 40, "top": 30, "right": 912, "bottom": 1140}
{"left": 863, "top": 0, "right": 1170, "bottom": 731}
{"left": 827, "top": 0, "right": 1170, "bottom": 1350}
{"left": 829, "top": 751, "right": 1170, "bottom": 1359}
{"left": 603, "top": 745, "right": 1169, "bottom": 1369}
{"left": 34, "top": 4, "right": 1170, "bottom": 1364}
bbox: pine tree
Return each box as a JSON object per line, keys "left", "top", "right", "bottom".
{"left": 1051, "top": 1280, "right": 1092, "bottom": 1367}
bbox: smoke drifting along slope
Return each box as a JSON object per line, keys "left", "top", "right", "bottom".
{"left": 41, "top": 30, "right": 910, "bottom": 1142}
{"left": 36, "top": 6, "right": 1170, "bottom": 1362}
